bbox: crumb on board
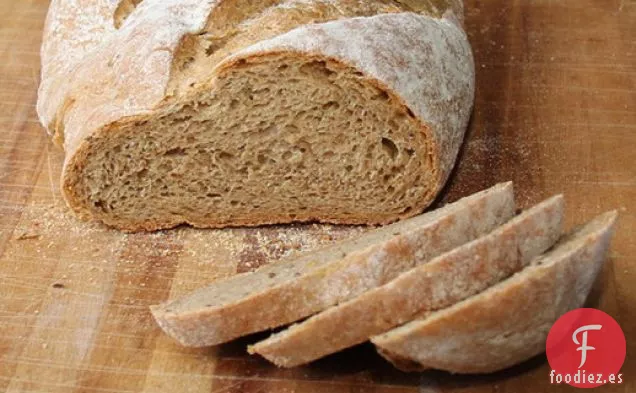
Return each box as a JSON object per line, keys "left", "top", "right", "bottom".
{"left": 16, "top": 232, "right": 41, "bottom": 240}
{"left": 5, "top": 200, "right": 369, "bottom": 298}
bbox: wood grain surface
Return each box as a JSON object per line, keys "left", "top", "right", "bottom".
{"left": 0, "top": 0, "right": 634, "bottom": 392}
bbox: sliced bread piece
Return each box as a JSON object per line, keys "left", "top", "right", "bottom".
{"left": 150, "top": 182, "right": 514, "bottom": 346}
{"left": 372, "top": 211, "right": 618, "bottom": 374}
{"left": 249, "top": 195, "right": 564, "bottom": 367}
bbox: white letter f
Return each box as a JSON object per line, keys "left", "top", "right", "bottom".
{"left": 572, "top": 324, "right": 602, "bottom": 368}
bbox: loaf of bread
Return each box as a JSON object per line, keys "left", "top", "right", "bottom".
{"left": 151, "top": 182, "right": 514, "bottom": 346}
{"left": 372, "top": 211, "right": 617, "bottom": 373}
{"left": 249, "top": 195, "right": 564, "bottom": 367}
{"left": 37, "top": 0, "right": 474, "bottom": 231}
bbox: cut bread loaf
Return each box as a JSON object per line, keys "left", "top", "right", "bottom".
{"left": 38, "top": 1, "right": 474, "bottom": 231}
{"left": 249, "top": 195, "right": 564, "bottom": 367}
{"left": 150, "top": 182, "right": 514, "bottom": 346}
{"left": 372, "top": 211, "right": 618, "bottom": 374}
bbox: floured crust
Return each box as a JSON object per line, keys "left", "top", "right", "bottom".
{"left": 39, "top": 0, "right": 216, "bottom": 152}
{"left": 38, "top": 1, "right": 474, "bottom": 231}
{"left": 372, "top": 211, "right": 618, "bottom": 374}
{"left": 249, "top": 196, "right": 563, "bottom": 367}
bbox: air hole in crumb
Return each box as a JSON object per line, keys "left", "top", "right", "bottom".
{"left": 180, "top": 56, "right": 195, "bottom": 71}
{"left": 373, "top": 90, "right": 390, "bottom": 101}
{"left": 403, "top": 206, "right": 413, "bottom": 214}
{"left": 278, "top": 64, "right": 289, "bottom": 70}
{"left": 218, "top": 151, "right": 234, "bottom": 161}
{"left": 322, "top": 101, "right": 339, "bottom": 110}
{"left": 206, "top": 193, "right": 221, "bottom": 198}
{"left": 406, "top": 107, "right": 416, "bottom": 118}
{"left": 254, "top": 87, "right": 271, "bottom": 95}
{"left": 282, "top": 151, "right": 293, "bottom": 161}
{"left": 268, "top": 272, "right": 276, "bottom": 278}
{"left": 406, "top": 148, "right": 415, "bottom": 157}
{"left": 345, "top": 165, "right": 353, "bottom": 172}
{"left": 300, "top": 60, "right": 335, "bottom": 78}
{"left": 230, "top": 200, "right": 239, "bottom": 206}
{"left": 52, "top": 283, "right": 65, "bottom": 289}
{"left": 165, "top": 147, "right": 186, "bottom": 156}
{"left": 381, "top": 137, "right": 399, "bottom": 159}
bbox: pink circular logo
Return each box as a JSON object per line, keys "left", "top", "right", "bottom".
{"left": 546, "top": 308, "right": 626, "bottom": 388}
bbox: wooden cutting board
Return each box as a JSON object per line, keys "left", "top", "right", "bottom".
{"left": 1, "top": 0, "right": 634, "bottom": 392}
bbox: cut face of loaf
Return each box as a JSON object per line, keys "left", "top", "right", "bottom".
{"left": 150, "top": 182, "right": 514, "bottom": 347}
{"left": 39, "top": 2, "right": 474, "bottom": 231}
{"left": 249, "top": 195, "right": 564, "bottom": 367}
{"left": 372, "top": 211, "right": 618, "bottom": 374}
{"left": 67, "top": 54, "right": 438, "bottom": 229}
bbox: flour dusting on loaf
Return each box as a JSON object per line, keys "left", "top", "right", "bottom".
{"left": 38, "top": 1, "right": 474, "bottom": 231}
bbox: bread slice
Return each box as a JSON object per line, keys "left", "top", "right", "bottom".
{"left": 249, "top": 195, "right": 564, "bottom": 367}
{"left": 150, "top": 182, "right": 514, "bottom": 346}
{"left": 39, "top": 1, "right": 474, "bottom": 231}
{"left": 372, "top": 211, "right": 618, "bottom": 374}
